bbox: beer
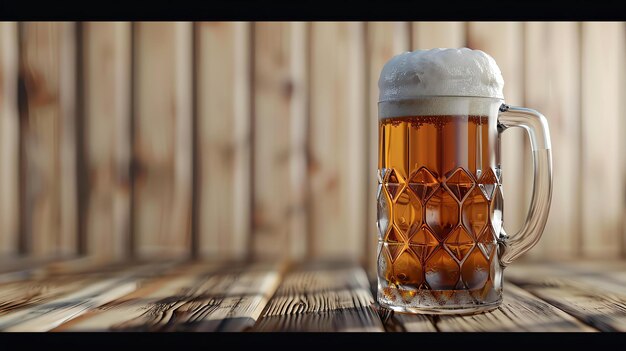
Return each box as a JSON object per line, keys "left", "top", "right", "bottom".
{"left": 376, "top": 48, "right": 552, "bottom": 314}
{"left": 377, "top": 114, "right": 503, "bottom": 309}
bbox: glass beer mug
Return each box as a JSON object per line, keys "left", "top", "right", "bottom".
{"left": 376, "top": 48, "right": 552, "bottom": 314}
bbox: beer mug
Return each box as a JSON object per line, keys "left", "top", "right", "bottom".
{"left": 376, "top": 48, "right": 552, "bottom": 314}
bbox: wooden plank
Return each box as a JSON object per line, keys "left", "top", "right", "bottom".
{"left": 0, "top": 256, "right": 58, "bottom": 284}
{"left": 622, "top": 31, "right": 626, "bottom": 257}
{"left": 1, "top": 277, "right": 138, "bottom": 332}
{"left": 0, "top": 261, "right": 177, "bottom": 331}
{"left": 549, "top": 260, "right": 626, "bottom": 273}
{"left": 58, "top": 22, "right": 78, "bottom": 259}
{"left": 133, "top": 22, "right": 193, "bottom": 258}
{"left": 467, "top": 22, "right": 531, "bottom": 260}
{"left": 580, "top": 22, "right": 625, "bottom": 258}
{"left": 18, "top": 22, "right": 78, "bottom": 257}
{"left": 252, "top": 22, "right": 308, "bottom": 261}
{"left": 254, "top": 307, "right": 384, "bottom": 332}
{"left": 507, "top": 263, "right": 626, "bottom": 331}
{"left": 366, "top": 22, "right": 410, "bottom": 277}
{"left": 0, "top": 257, "right": 150, "bottom": 285}
{"left": 196, "top": 22, "right": 251, "bottom": 260}
{"left": 253, "top": 263, "right": 385, "bottom": 332}
{"left": 0, "top": 22, "right": 19, "bottom": 256}
{"left": 507, "top": 261, "right": 626, "bottom": 296}
{"left": 82, "top": 22, "right": 132, "bottom": 261}
{"left": 435, "top": 283, "right": 595, "bottom": 332}
{"left": 0, "top": 256, "right": 126, "bottom": 281}
{"left": 54, "top": 262, "right": 284, "bottom": 332}
{"left": 379, "top": 309, "right": 438, "bottom": 332}
{"left": 523, "top": 22, "right": 581, "bottom": 259}
{"left": 412, "top": 22, "right": 466, "bottom": 49}
{"left": 53, "top": 262, "right": 220, "bottom": 331}
{"left": 309, "top": 22, "right": 367, "bottom": 260}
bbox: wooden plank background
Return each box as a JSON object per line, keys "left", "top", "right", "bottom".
{"left": 1, "top": 22, "right": 625, "bottom": 273}
{"left": 309, "top": 22, "right": 367, "bottom": 261}
{"left": 196, "top": 22, "right": 251, "bottom": 260}
{"left": 524, "top": 22, "right": 581, "bottom": 259}
{"left": 0, "top": 22, "right": 19, "bottom": 257}
{"left": 18, "top": 22, "right": 78, "bottom": 257}
{"left": 580, "top": 22, "right": 625, "bottom": 258}
{"left": 82, "top": 22, "right": 132, "bottom": 261}
{"left": 132, "top": 22, "right": 193, "bottom": 258}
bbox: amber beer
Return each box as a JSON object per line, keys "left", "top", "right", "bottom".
{"left": 377, "top": 114, "right": 503, "bottom": 309}
{"left": 377, "top": 48, "right": 552, "bottom": 314}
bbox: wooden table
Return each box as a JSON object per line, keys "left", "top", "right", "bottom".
{"left": 0, "top": 258, "right": 623, "bottom": 332}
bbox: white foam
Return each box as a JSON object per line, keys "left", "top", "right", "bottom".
{"left": 378, "top": 48, "right": 504, "bottom": 118}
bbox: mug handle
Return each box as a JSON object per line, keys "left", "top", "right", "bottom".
{"left": 497, "top": 104, "right": 553, "bottom": 267}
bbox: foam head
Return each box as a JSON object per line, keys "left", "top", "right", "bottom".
{"left": 378, "top": 48, "right": 504, "bottom": 118}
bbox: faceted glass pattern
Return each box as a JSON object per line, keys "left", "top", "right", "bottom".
{"left": 378, "top": 164, "right": 503, "bottom": 308}
{"left": 378, "top": 111, "right": 507, "bottom": 313}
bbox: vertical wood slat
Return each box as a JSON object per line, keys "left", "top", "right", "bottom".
{"left": 309, "top": 22, "right": 367, "bottom": 260}
{"left": 82, "top": 22, "right": 132, "bottom": 261}
{"left": 523, "top": 22, "right": 581, "bottom": 259}
{"left": 252, "top": 22, "right": 308, "bottom": 260}
{"left": 59, "top": 23, "right": 78, "bottom": 258}
{"left": 622, "top": 29, "right": 626, "bottom": 258}
{"left": 133, "top": 22, "right": 193, "bottom": 258}
{"left": 581, "top": 22, "right": 625, "bottom": 258}
{"left": 0, "top": 23, "right": 19, "bottom": 256}
{"left": 366, "top": 22, "right": 410, "bottom": 275}
{"left": 411, "top": 22, "right": 466, "bottom": 49}
{"left": 196, "top": 22, "right": 251, "bottom": 260}
{"left": 19, "top": 22, "right": 78, "bottom": 257}
{"left": 466, "top": 22, "right": 531, "bottom": 258}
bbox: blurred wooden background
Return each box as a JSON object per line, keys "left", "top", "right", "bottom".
{"left": 0, "top": 22, "right": 625, "bottom": 274}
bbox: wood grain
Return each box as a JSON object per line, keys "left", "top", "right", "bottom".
{"left": 58, "top": 22, "right": 78, "bottom": 259}
{"left": 53, "top": 262, "right": 220, "bottom": 331}
{"left": 55, "top": 262, "right": 284, "bottom": 332}
{"left": 580, "top": 22, "right": 625, "bottom": 258}
{"left": 309, "top": 22, "right": 367, "bottom": 260}
{"left": 0, "top": 261, "right": 177, "bottom": 331}
{"left": 412, "top": 22, "right": 466, "bottom": 49}
{"left": 82, "top": 22, "right": 132, "bottom": 261}
{"left": 0, "top": 260, "right": 622, "bottom": 332}
{"left": 18, "top": 22, "right": 78, "bottom": 257}
{"left": 196, "top": 22, "right": 251, "bottom": 260}
{"left": 622, "top": 32, "right": 626, "bottom": 257}
{"left": 507, "top": 264, "right": 626, "bottom": 332}
{"left": 0, "top": 22, "right": 19, "bottom": 256}
{"left": 466, "top": 22, "right": 532, "bottom": 260}
{"left": 523, "top": 22, "right": 581, "bottom": 259}
{"left": 366, "top": 22, "right": 411, "bottom": 277}
{"left": 0, "top": 256, "right": 56, "bottom": 284}
{"left": 255, "top": 306, "right": 384, "bottom": 332}
{"left": 133, "top": 22, "right": 193, "bottom": 258}
{"left": 253, "top": 263, "right": 385, "bottom": 332}
{"left": 507, "top": 261, "right": 626, "bottom": 296}
{"left": 379, "top": 310, "right": 437, "bottom": 332}
{"left": 435, "top": 283, "right": 595, "bottom": 332}
{"left": 252, "top": 22, "right": 309, "bottom": 261}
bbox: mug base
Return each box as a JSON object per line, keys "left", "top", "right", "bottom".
{"left": 378, "top": 298, "right": 502, "bottom": 315}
